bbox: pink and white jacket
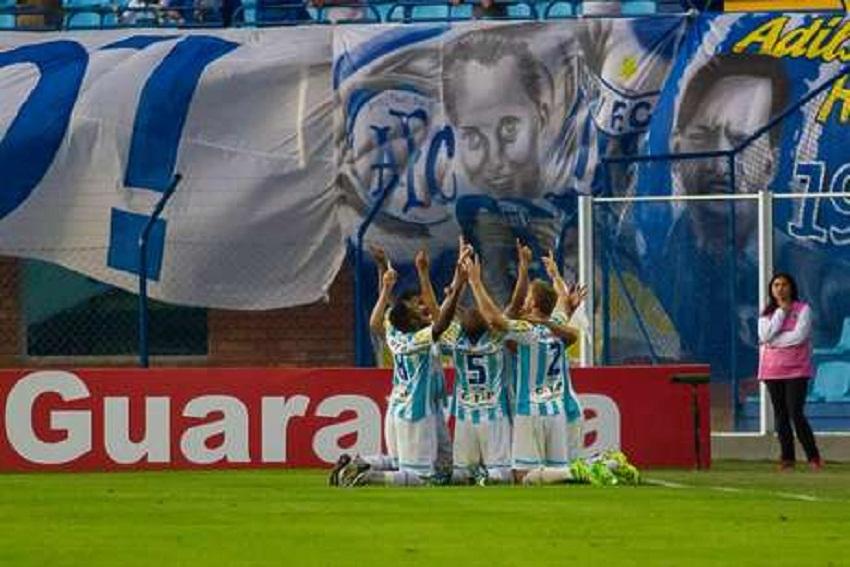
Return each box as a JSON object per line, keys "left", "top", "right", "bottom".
{"left": 757, "top": 301, "right": 813, "bottom": 381}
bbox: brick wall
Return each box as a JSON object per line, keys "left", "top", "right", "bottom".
{"left": 207, "top": 265, "right": 355, "bottom": 367}
{"left": 0, "top": 258, "right": 22, "bottom": 367}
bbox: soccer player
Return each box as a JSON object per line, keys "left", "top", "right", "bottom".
{"left": 439, "top": 240, "right": 534, "bottom": 485}
{"left": 411, "top": 248, "right": 455, "bottom": 484}
{"left": 329, "top": 246, "right": 452, "bottom": 486}
{"left": 509, "top": 251, "right": 639, "bottom": 486}
{"left": 339, "top": 244, "right": 470, "bottom": 487}
{"left": 463, "top": 253, "right": 576, "bottom": 484}
{"left": 541, "top": 250, "right": 588, "bottom": 462}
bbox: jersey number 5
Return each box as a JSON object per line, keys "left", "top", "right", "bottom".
{"left": 466, "top": 355, "right": 488, "bottom": 386}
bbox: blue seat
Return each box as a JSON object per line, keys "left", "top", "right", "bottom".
{"left": 385, "top": 1, "right": 467, "bottom": 22}
{"left": 0, "top": 0, "right": 16, "bottom": 29}
{"left": 622, "top": 0, "right": 655, "bottom": 14}
{"left": 542, "top": 0, "right": 576, "bottom": 18}
{"left": 813, "top": 316, "right": 850, "bottom": 366}
{"left": 811, "top": 361, "right": 850, "bottom": 403}
{"left": 64, "top": 0, "right": 105, "bottom": 28}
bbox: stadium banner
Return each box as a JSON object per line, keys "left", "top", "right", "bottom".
{"left": 0, "top": 28, "right": 345, "bottom": 310}
{"left": 334, "top": 19, "right": 685, "bottom": 306}
{"left": 0, "top": 18, "right": 685, "bottom": 312}
{"left": 0, "top": 365, "right": 709, "bottom": 472}
{"left": 616, "top": 12, "right": 850, "bottom": 395}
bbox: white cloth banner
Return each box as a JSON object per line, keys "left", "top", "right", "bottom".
{"left": 0, "top": 20, "right": 682, "bottom": 310}
{"left": 0, "top": 28, "right": 343, "bottom": 310}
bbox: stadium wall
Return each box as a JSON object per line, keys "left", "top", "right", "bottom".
{"left": 207, "top": 265, "right": 355, "bottom": 368}
{"left": 0, "top": 260, "right": 355, "bottom": 369}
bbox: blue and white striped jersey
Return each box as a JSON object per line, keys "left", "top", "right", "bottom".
{"left": 505, "top": 312, "right": 570, "bottom": 417}
{"left": 440, "top": 322, "right": 511, "bottom": 424}
{"left": 564, "top": 366, "right": 582, "bottom": 423}
{"left": 384, "top": 318, "right": 439, "bottom": 422}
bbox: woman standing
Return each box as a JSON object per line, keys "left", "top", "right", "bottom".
{"left": 758, "top": 273, "right": 822, "bottom": 470}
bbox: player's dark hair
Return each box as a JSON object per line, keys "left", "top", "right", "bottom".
{"left": 762, "top": 272, "right": 800, "bottom": 316}
{"left": 389, "top": 289, "right": 424, "bottom": 333}
{"left": 676, "top": 53, "right": 789, "bottom": 148}
{"left": 530, "top": 279, "right": 557, "bottom": 317}
{"left": 460, "top": 306, "right": 486, "bottom": 341}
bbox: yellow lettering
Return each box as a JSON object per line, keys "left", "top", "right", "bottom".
{"left": 732, "top": 17, "right": 789, "bottom": 55}
{"left": 807, "top": 17, "right": 844, "bottom": 60}
{"left": 817, "top": 75, "right": 850, "bottom": 124}
{"left": 774, "top": 19, "right": 822, "bottom": 58}
{"left": 821, "top": 22, "right": 850, "bottom": 62}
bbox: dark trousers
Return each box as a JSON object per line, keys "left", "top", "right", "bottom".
{"left": 765, "top": 378, "right": 821, "bottom": 463}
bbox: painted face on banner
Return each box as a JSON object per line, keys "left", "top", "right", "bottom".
{"left": 673, "top": 75, "right": 776, "bottom": 250}
{"left": 450, "top": 56, "right": 545, "bottom": 200}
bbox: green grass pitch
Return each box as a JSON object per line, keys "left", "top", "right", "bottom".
{"left": 2, "top": 462, "right": 848, "bottom": 566}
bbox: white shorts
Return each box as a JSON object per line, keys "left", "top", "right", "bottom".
{"left": 512, "top": 414, "right": 569, "bottom": 470}
{"left": 567, "top": 419, "right": 583, "bottom": 462}
{"left": 453, "top": 417, "right": 512, "bottom": 470}
{"left": 384, "top": 410, "right": 399, "bottom": 468}
{"left": 395, "top": 414, "right": 438, "bottom": 476}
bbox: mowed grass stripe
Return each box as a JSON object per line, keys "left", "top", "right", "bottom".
{"left": 0, "top": 462, "right": 848, "bottom": 566}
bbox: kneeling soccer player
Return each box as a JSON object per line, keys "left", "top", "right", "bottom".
{"left": 464, "top": 253, "right": 576, "bottom": 484}
{"left": 337, "top": 246, "right": 469, "bottom": 487}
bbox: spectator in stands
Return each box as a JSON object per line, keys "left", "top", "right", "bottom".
{"left": 121, "top": 0, "right": 165, "bottom": 26}
{"left": 310, "top": 0, "right": 364, "bottom": 22}
{"left": 758, "top": 273, "right": 822, "bottom": 470}
{"left": 257, "top": 0, "right": 310, "bottom": 23}
{"left": 472, "top": 0, "right": 507, "bottom": 19}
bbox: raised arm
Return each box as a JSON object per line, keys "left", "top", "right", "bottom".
{"left": 432, "top": 247, "right": 470, "bottom": 340}
{"left": 369, "top": 265, "right": 397, "bottom": 335}
{"left": 465, "top": 255, "right": 509, "bottom": 332}
{"left": 415, "top": 249, "right": 440, "bottom": 321}
{"left": 542, "top": 249, "right": 571, "bottom": 315}
{"left": 541, "top": 250, "right": 588, "bottom": 319}
{"left": 505, "top": 239, "right": 532, "bottom": 318}
{"left": 369, "top": 244, "right": 389, "bottom": 283}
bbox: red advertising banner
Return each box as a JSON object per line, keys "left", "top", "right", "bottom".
{"left": 0, "top": 365, "right": 709, "bottom": 472}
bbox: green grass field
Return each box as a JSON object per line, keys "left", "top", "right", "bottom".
{"left": 2, "top": 462, "right": 848, "bottom": 566}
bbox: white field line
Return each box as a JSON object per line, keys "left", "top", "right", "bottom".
{"left": 641, "top": 478, "right": 688, "bottom": 488}
{"left": 643, "top": 477, "right": 826, "bottom": 502}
